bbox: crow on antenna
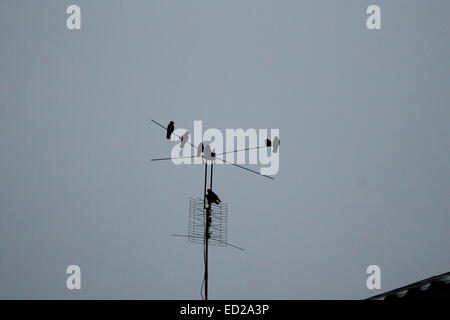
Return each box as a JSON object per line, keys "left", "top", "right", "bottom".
{"left": 206, "top": 189, "right": 221, "bottom": 206}
{"left": 180, "top": 131, "right": 190, "bottom": 148}
{"left": 273, "top": 136, "right": 280, "bottom": 153}
{"left": 196, "top": 142, "right": 204, "bottom": 157}
{"left": 204, "top": 145, "right": 216, "bottom": 161}
{"left": 166, "top": 121, "right": 175, "bottom": 139}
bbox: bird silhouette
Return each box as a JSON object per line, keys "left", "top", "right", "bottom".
{"left": 273, "top": 136, "right": 280, "bottom": 153}
{"left": 265, "top": 138, "right": 272, "bottom": 147}
{"left": 196, "top": 142, "right": 204, "bottom": 157}
{"left": 180, "top": 131, "right": 190, "bottom": 148}
{"left": 204, "top": 145, "right": 216, "bottom": 161}
{"left": 206, "top": 189, "right": 221, "bottom": 206}
{"left": 166, "top": 121, "right": 174, "bottom": 139}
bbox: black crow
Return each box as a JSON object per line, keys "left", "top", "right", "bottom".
{"left": 180, "top": 131, "right": 189, "bottom": 148}
{"left": 206, "top": 189, "right": 221, "bottom": 206}
{"left": 204, "top": 145, "right": 216, "bottom": 161}
{"left": 273, "top": 136, "right": 280, "bottom": 153}
{"left": 196, "top": 143, "right": 204, "bottom": 157}
{"left": 166, "top": 121, "right": 174, "bottom": 139}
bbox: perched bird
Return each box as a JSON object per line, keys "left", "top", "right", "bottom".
{"left": 206, "top": 189, "right": 221, "bottom": 206}
{"left": 196, "top": 142, "right": 204, "bottom": 157}
{"left": 180, "top": 131, "right": 190, "bottom": 148}
{"left": 273, "top": 136, "right": 280, "bottom": 153}
{"left": 265, "top": 138, "right": 272, "bottom": 147}
{"left": 204, "top": 145, "right": 216, "bottom": 161}
{"left": 166, "top": 121, "right": 175, "bottom": 139}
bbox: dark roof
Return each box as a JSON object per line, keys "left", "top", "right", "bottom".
{"left": 368, "top": 272, "right": 450, "bottom": 300}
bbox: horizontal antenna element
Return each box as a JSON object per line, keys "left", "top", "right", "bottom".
{"left": 150, "top": 119, "right": 275, "bottom": 180}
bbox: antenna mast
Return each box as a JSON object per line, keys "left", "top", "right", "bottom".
{"left": 150, "top": 119, "right": 277, "bottom": 300}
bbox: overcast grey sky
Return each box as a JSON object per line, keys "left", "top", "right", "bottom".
{"left": 0, "top": 0, "right": 449, "bottom": 299}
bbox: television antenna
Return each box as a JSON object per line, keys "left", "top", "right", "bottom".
{"left": 150, "top": 119, "right": 279, "bottom": 300}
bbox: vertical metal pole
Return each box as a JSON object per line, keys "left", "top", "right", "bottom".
{"left": 203, "top": 163, "right": 208, "bottom": 211}
{"left": 210, "top": 162, "right": 213, "bottom": 189}
{"left": 205, "top": 162, "right": 213, "bottom": 300}
{"left": 205, "top": 214, "right": 209, "bottom": 301}
{"left": 203, "top": 161, "right": 214, "bottom": 301}
{"left": 203, "top": 162, "right": 209, "bottom": 301}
